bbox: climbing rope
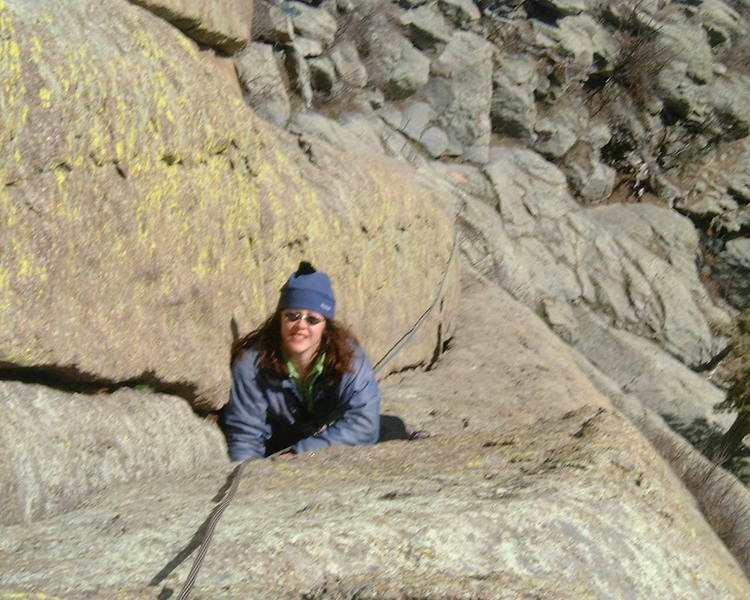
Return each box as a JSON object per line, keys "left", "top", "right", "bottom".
{"left": 173, "top": 225, "right": 459, "bottom": 600}
{"left": 373, "top": 229, "right": 458, "bottom": 374}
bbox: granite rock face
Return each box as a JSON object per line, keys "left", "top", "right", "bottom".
{"left": 427, "top": 31, "right": 494, "bottom": 163}
{"left": 129, "top": 0, "right": 254, "bottom": 53}
{"left": 235, "top": 42, "right": 291, "bottom": 127}
{"left": 0, "top": 381, "right": 226, "bottom": 526}
{"left": 1, "top": 270, "right": 748, "bottom": 599}
{"left": 459, "top": 148, "right": 730, "bottom": 368}
{"left": 366, "top": 15, "right": 431, "bottom": 99}
{"left": 0, "top": 0, "right": 458, "bottom": 410}
{"left": 2, "top": 400, "right": 749, "bottom": 598}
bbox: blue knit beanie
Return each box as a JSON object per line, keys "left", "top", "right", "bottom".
{"left": 277, "top": 261, "right": 336, "bottom": 319}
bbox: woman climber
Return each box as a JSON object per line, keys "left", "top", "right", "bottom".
{"left": 220, "top": 261, "right": 381, "bottom": 461}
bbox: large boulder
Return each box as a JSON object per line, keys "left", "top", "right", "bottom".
{"left": 490, "top": 52, "right": 538, "bottom": 141}
{"left": 0, "top": 381, "right": 226, "bottom": 526}
{"left": 426, "top": 31, "right": 494, "bottom": 163}
{"left": 3, "top": 385, "right": 750, "bottom": 598}
{"left": 366, "top": 14, "right": 431, "bottom": 100}
{"left": 709, "top": 72, "right": 750, "bottom": 141}
{"left": 693, "top": 0, "right": 747, "bottom": 48}
{"left": 713, "top": 237, "right": 750, "bottom": 308}
{"left": 571, "top": 307, "right": 733, "bottom": 431}
{"left": 287, "top": 0, "right": 338, "bottom": 48}
{"left": 330, "top": 40, "right": 369, "bottom": 88}
{"left": 234, "top": 42, "right": 291, "bottom": 127}
{"left": 129, "top": 0, "right": 253, "bottom": 53}
{"left": 400, "top": 4, "right": 454, "bottom": 51}
{"left": 251, "top": 0, "right": 293, "bottom": 44}
{"left": 456, "top": 148, "right": 730, "bottom": 367}
{"left": 530, "top": 14, "right": 616, "bottom": 99}
{"left": 0, "top": 0, "right": 459, "bottom": 411}
{"left": 2, "top": 275, "right": 749, "bottom": 599}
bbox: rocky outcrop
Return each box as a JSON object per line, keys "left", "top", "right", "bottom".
{"left": 4, "top": 0, "right": 750, "bottom": 594}
{"left": 571, "top": 309, "right": 732, "bottom": 428}
{"left": 426, "top": 31, "right": 494, "bottom": 163}
{"left": 456, "top": 148, "right": 730, "bottom": 366}
{"left": 0, "top": 381, "right": 226, "bottom": 526}
{"left": 571, "top": 344, "right": 750, "bottom": 575}
{"left": 129, "top": 0, "right": 253, "bottom": 53}
{"left": 0, "top": 0, "right": 458, "bottom": 411}
{"left": 367, "top": 14, "right": 431, "bottom": 99}
{"left": 235, "top": 42, "right": 291, "bottom": 127}
{"left": 491, "top": 52, "right": 538, "bottom": 142}
{"left": 714, "top": 238, "right": 750, "bottom": 307}
{"left": 2, "top": 274, "right": 748, "bottom": 599}
{"left": 380, "top": 271, "right": 613, "bottom": 434}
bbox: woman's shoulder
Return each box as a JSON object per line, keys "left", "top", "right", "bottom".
{"left": 231, "top": 342, "right": 262, "bottom": 375}
{"left": 347, "top": 342, "right": 375, "bottom": 373}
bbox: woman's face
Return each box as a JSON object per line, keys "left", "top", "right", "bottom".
{"left": 280, "top": 308, "right": 326, "bottom": 364}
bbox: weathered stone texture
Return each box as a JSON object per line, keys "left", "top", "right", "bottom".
{"left": 461, "top": 148, "right": 730, "bottom": 368}
{"left": 401, "top": 4, "right": 454, "bottom": 50}
{"left": 2, "top": 409, "right": 749, "bottom": 599}
{"left": 288, "top": 0, "right": 338, "bottom": 47}
{"left": 0, "top": 0, "right": 458, "bottom": 410}
{"left": 367, "top": 15, "right": 431, "bottom": 99}
{"left": 1, "top": 271, "right": 748, "bottom": 599}
{"left": 0, "top": 381, "right": 226, "bottom": 526}
{"left": 235, "top": 42, "right": 291, "bottom": 127}
{"left": 491, "top": 53, "right": 538, "bottom": 141}
{"left": 129, "top": 0, "right": 253, "bottom": 53}
{"left": 427, "top": 31, "right": 493, "bottom": 163}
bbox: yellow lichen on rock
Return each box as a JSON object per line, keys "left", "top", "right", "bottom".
{"left": 0, "top": 0, "right": 456, "bottom": 408}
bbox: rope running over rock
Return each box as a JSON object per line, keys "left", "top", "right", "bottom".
{"left": 173, "top": 224, "right": 459, "bottom": 600}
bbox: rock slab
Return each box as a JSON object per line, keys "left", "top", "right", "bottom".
{"left": 1, "top": 409, "right": 748, "bottom": 599}
{"left": 129, "top": 0, "right": 254, "bottom": 53}
{"left": 0, "top": 0, "right": 458, "bottom": 410}
{"left": 0, "top": 381, "right": 227, "bottom": 526}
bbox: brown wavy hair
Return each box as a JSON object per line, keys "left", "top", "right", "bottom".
{"left": 231, "top": 311, "right": 358, "bottom": 385}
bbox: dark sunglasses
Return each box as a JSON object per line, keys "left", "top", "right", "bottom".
{"left": 282, "top": 311, "right": 325, "bottom": 326}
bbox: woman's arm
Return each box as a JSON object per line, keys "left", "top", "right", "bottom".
{"left": 220, "top": 354, "right": 272, "bottom": 461}
{"left": 292, "top": 347, "right": 380, "bottom": 454}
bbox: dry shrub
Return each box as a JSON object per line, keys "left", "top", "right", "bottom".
{"left": 484, "top": 15, "right": 529, "bottom": 54}
{"left": 311, "top": 0, "right": 397, "bottom": 114}
{"left": 643, "top": 414, "right": 750, "bottom": 575}
{"left": 608, "top": 30, "right": 673, "bottom": 108}
{"left": 720, "top": 36, "right": 750, "bottom": 76}
{"left": 726, "top": 0, "right": 750, "bottom": 22}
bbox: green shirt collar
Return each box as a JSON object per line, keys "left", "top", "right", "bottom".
{"left": 285, "top": 353, "right": 326, "bottom": 408}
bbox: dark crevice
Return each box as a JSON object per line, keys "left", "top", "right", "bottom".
{"left": 114, "top": 161, "right": 128, "bottom": 179}
{"left": 297, "top": 135, "right": 317, "bottom": 165}
{"left": 427, "top": 323, "right": 444, "bottom": 371}
{"left": 524, "top": 0, "right": 563, "bottom": 25}
{"left": 0, "top": 362, "right": 199, "bottom": 404}
{"left": 692, "top": 342, "right": 733, "bottom": 373}
{"left": 673, "top": 205, "right": 715, "bottom": 233}
{"left": 161, "top": 154, "right": 180, "bottom": 166}
{"left": 380, "top": 360, "right": 428, "bottom": 378}
{"left": 716, "top": 230, "right": 750, "bottom": 244}
{"left": 23, "top": 198, "right": 42, "bottom": 217}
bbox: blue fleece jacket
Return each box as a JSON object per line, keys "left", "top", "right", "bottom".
{"left": 220, "top": 344, "right": 380, "bottom": 461}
